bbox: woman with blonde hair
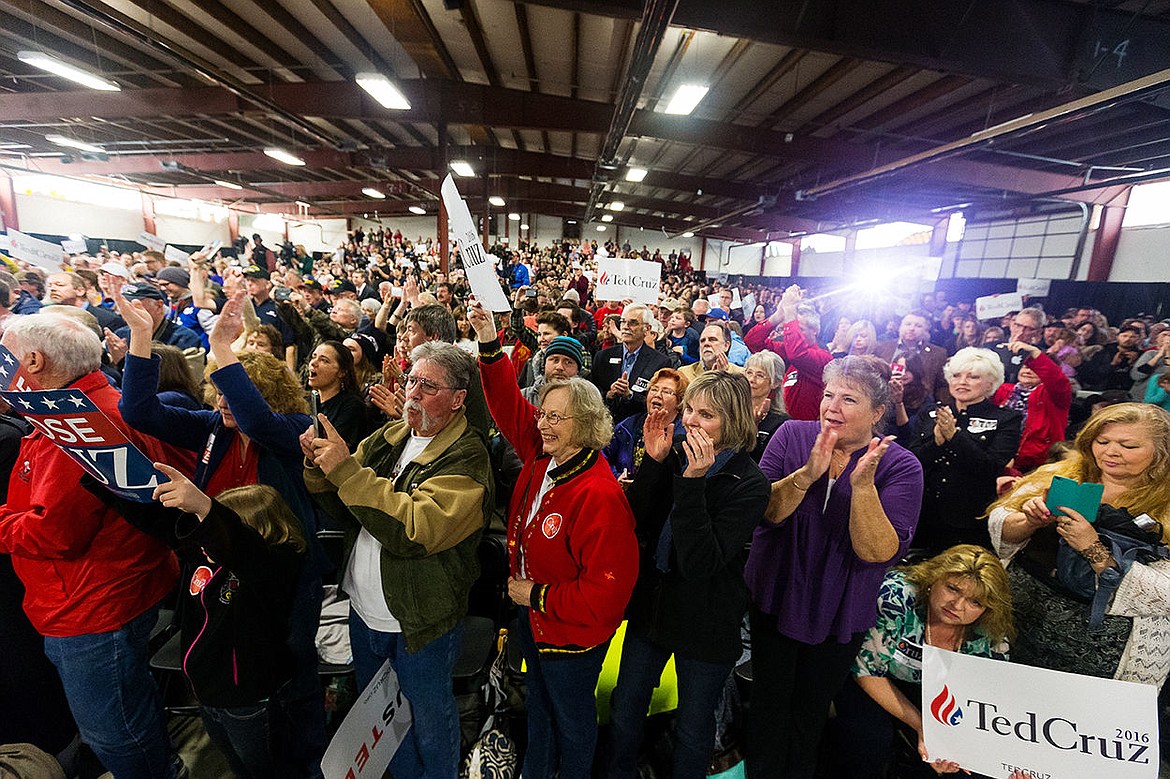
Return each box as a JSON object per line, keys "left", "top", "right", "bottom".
{"left": 830, "top": 545, "right": 1013, "bottom": 777}
{"left": 988, "top": 402, "right": 1170, "bottom": 685}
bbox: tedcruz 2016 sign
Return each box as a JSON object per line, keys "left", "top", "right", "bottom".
{"left": 922, "top": 645, "right": 1157, "bottom": 779}
{"left": 595, "top": 258, "right": 662, "bottom": 305}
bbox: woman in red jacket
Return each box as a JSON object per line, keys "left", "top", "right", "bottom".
{"left": 470, "top": 301, "right": 638, "bottom": 779}
{"left": 993, "top": 340, "right": 1073, "bottom": 473}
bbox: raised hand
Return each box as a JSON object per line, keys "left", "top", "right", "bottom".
{"left": 369, "top": 383, "right": 405, "bottom": 419}
{"left": 467, "top": 299, "right": 496, "bottom": 342}
{"left": 802, "top": 425, "right": 838, "bottom": 482}
{"left": 308, "top": 413, "right": 351, "bottom": 476}
{"left": 933, "top": 406, "right": 957, "bottom": 445}
{"left": 151, "top": 462, "right": 213, "bottom": 520}
{"left": 104, "top": 328, "right": 128, "bottom": 364}
{"left": 211, "top": 291, "right": 247, "bottom": 348}
{"left": 851, "top": 435, "right": 894, "bottom": 488}
{"left": 608, "top": 371, "right": 631, "bottom": 399}
{"left": 641, "top": 407, "right": 673, "bottom": 463}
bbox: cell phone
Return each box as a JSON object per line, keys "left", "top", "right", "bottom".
{"left": 526, "top": 288, "right": 537, "bottom": 298}
{"left": 890, "top": 362, "right": 905, "bottom": 379}
{"left": 1047, "top": 475, "right": 1104, "bottom": 521}
{"left": 310, "top": 390, "right": 322, "bottom": 437}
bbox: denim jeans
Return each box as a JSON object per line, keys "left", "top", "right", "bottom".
{"left": 285, "top": 570, "right": 326, "bottom": 779}
{"left": 607, "top": 630, "right": 733, "bottom": 779}
{"left": 42, "top": 604, "right": 178, "bottom": 779}
{"left": 515, "top": 610, "right": 609, "bottom": 779}
{"left": 201, "top": 692, "right": 294, "bottom": 779}
{"left": 348, "top": 609, "right": 462, "bottom": 779}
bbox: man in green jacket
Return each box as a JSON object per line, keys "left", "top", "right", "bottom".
{"left": 303, "top": 340, "right": 493, "bottom": 779}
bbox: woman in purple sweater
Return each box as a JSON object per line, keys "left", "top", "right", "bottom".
{"left": 744, "top": 355, "right": 924, "bottom": 778}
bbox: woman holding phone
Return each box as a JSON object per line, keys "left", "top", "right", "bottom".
{"left": 987, "top": 403, "right": 1170, "bottom": 684}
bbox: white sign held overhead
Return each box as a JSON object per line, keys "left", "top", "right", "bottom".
{"left": 741, "top": 293, "right": 757, "bottom": 317}
{"left": 439, "top": 175, "right": 511, "bottom": 312}
{"left": 137, "top": 231, "right": 166, "bottom": 252}
{"left": 1017, "top": 278, "right": 1052, "bottom": 298}
{"left": 8, "top": 230, "right": 64, "bottom": 270}
{"left": 707, "top": 288, "right": 743, "bottom": 311}
{"left": 975, "top": 292, "right": 1025, "bottom": 321}
{"left": 922, "top": 645, "right": 1157, "bottom": 779}
{"left": 164, "top": 245, "right": 192, "bottom": 265}
{"left": 61, "top": 239, "right": 88, "bottom": 255}
{"left": 197, "top": 240, "right": 223, "bottom": 258}
{"left": 595, "top": 257, "right": 662, "bottom": 305}
{"left": 320, "top": 660, "right": 412, "bottom": 779}
{"left": 0, "top": 234, "right": 10, "bottom": 251}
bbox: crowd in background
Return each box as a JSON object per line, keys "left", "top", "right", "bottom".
{"left": 0, "top": 224, "right": 1169, "bottom": 779}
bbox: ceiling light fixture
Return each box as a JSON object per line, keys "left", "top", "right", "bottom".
{"left": 625, "top": 167, "right": 648, "bottom": 183}
{"left": 18, "top": 51, "right": 120, "bottom": 91}
{"left": 596, "top": 225, "right": 607, "bottom": 232}
{"left": 664, "top": 84, "right": 710, "bottom": 115}
{"left": 488, "top": 196, "right": 505, "bottom": 207}
{"left": 295, "top": 201, "right": 313, "bottom": 209}
{"left": 682, "top": 231, "right": 695, "bottom": 238}
{"left": 45, "top": 134, "right": 105, "bottom": 153}
{"left": 508, "top": 212, "right": 520, "bottom": 221}
{"left": 601, "top": 214, "right": 614, "bottom": 222}
{"left": 608, "top": 202, "right": 625, "bottom": 211}
{"left": 214, "top": 179, "right": 243, "bottom": 190}
{"left": 264, "top": 147, "right": 305, "bottom": 166}
{"left": 355, "top": 73, "right": 411, "bottom": 110}
{"left": 408, "top": 206, "right": 426, "bottom": 215}
{"left": 362, "top": 187, "right": 386, "bottom": 199}
{"left": 450, "top": 160, "right": 474, "bottom": 177}
{"left": 520, "top": 223, "right": 529, "bottom": 230}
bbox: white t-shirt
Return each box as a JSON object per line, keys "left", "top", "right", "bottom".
{"left": 344, "top": 432, "right": 433, "bottom": 632}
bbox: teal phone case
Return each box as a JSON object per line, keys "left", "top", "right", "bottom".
{"left": 1047, "top": 475, "right": 1104, "bottom": 522}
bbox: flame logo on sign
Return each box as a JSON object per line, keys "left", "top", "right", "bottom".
{"left": 599, "top": 271, "right": 609, "bottom": 286}
{"left": 929, "top": 685, "right": 963, "bottom": 727}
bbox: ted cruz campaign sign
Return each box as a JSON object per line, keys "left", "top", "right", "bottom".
{"left": 595, "top": 257, "right": 662, "bottom": 305}
{"left": 922, "top": 645, "right": 1158, "bottom": 779}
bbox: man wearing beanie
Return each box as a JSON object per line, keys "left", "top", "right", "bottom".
{"left": 522, "top": 335, "right": 584, "bottom": 404}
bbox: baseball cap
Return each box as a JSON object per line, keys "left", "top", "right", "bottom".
{"left": 120, "top": 282, "right": 167, "bottom": 302}
{"left": 328, "top": 279, "right": 357, "bottom": 295}
{"left": 302, "top": 278, "right": 323, "bottom": 291}
{"left": 707, "top": 308, "right": 730, "bottom": 321}
{"left": 242, "top": 265, "right": 270, "bottom": 280}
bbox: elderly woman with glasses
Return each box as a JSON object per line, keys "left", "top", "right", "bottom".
{"left": 470, "top": 302, "right": 638, "bottom": 779}
{"left": 603, "top": 368, "right": 688, "bottom": 486}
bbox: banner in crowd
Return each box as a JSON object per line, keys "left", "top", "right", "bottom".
{"left": 61, "top": 238, "right": 88, "bottom": 255}
{"left": 164, "top": 245, "right": 191, "bottom": 265}
{"left": 1017, "top": 278, "right": 1052, "bottom": 298}
{"left": 974, "top": 291, "right": 1025, "bottom": 321}
{"left": 321, "top": 659, "right": 412, "bottom": 779}
{"left": 922, "top": 645, "right": 1158, "bottom": 779}
{"left": 595, "top": 257, "right": 662, "bottom": 305}
{"left": 439, "top": 175, "right": 511, "bottom": 312}
{"left": 137, "top": 231, "right": 167, "bottom": 252}
{"left": 6, "top": 229, "right": 64, "bottom": 270}
{"left": 707, "top": 288, "right": 743, "bottom": 311}
{"left": 0, "top": 346, "right": 166, "bottom": 502}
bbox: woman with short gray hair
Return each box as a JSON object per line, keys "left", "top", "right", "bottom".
{"left": 904, "top": 346, "right": 1022, "bottom": 553}
{"left": 743, "top": 351, "right": 789, "bottom": 461}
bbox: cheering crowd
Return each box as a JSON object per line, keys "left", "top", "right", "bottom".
{"left": 1, "top": 226, "right": 1169, "bottom": 779}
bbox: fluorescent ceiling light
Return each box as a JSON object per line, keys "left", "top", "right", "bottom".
{"left": 682, "top": 231, "right": 695, "bottom": 238}
{"left": 596, "top": 225, "right": 607, "bottom": 232}
{"left": 408, "top": 206, "right": 426, "bottom": 215}
{"left": 567, "top": 220, "right": 577, "bottom": 224}
{"left": 355, "top": 72, "right": 411, "bottom": 110}
{"left": 213, "top": 179, "right": 243, "bottom": 190}
{"left": 625, "top": 167, "right": 648, "bottom": 183}
{"left": 520, "top": 223, "right": 529, "bottom": 230}
{"left": 488, "top": 196, "right": 505, "bottom": 207}
{"left": 450, "top": 160, "right": 474, "bottom": 177}
{"left": 508, "top": 212, "right": 520, "bottom": 221}
{"left": 601, "top": 214, "right": 613, "bottom": 222}
{"left": 18, "top": 51, "right": 120, "bottom": 91}
{"left": 362, "top": 187, "right": 386, "bottom": 199}
{"left": 608, "top": 202, "right": 625, "bottom": 211}
{"left": 664, "top": 84, "right": 709, "bottom": 116}
{"left": 295, "top": 200, "right": 313, "bottom": 209}
{"left": 45, "top": 134, "right": 105, "bottom": 153}
{"left": 264, "top": 147, "right": 305, "bottom": 166}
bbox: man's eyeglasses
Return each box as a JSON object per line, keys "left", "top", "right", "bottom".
{"left": 534, "top": 409, "right": 573, "bottom": 426}
{"left": 404, "top": 375, "right": 453, "bottom": 395}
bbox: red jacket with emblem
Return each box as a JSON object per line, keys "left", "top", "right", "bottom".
{"left": 744, "top": 319, "right": 833, "bottom": 420}
{"left": 480, "top": 340, "right": 638, "bottom": 652}
{"left": 992, "top": 351, "right": 1072, "bottom": 473}
{"left": 0, "top": 371, "right": 179, "bottom": 637}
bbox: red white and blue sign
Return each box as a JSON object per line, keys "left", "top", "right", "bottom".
{"left": 0, "top": 346, "right": 167, "bottom": 502}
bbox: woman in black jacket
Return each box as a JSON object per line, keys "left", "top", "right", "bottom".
{"left": 607, "top": 371, "right": 770, "bottom": 779}
{"left": 87, "top": 464, "right": 305, "bottom": 779}
{"left": 903, "top": 346, "right": 1022, "bottom": 553}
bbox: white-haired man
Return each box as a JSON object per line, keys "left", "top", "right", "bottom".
{"left": 0, "top": 313, "right": 185, "bottom": 778}
{"left": 591, "top": 303, "right": 671, "bottom": 422}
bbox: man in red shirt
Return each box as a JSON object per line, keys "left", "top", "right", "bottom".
{"left": 744, "top": 285, "right": 833, "bottom": 420}
{"left": 0, "top": 313, "right": 183, "bottom": 778}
